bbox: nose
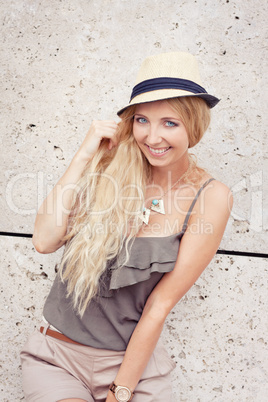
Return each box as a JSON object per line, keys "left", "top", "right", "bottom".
{"left": 146, "top": 124, "right": 162, "bottom": 146}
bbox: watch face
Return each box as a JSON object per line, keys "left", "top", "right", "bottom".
{"left": 116, "top": 386, "right": 131, "bottom": 401}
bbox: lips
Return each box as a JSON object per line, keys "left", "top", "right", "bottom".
{"left": 146, "top": 145, "right": 171, "bottom": 156}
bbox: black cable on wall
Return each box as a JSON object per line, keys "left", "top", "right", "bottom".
{"left": 0, "top": 231, "right": 267, "bottom": 259}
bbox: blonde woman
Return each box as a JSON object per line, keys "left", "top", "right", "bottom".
{"left": 21, "top": 52, "right": 233, "bottom": 402}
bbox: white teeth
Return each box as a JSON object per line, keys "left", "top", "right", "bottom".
{"left": 148, "top": 146, "right": 170, "bottom": 154}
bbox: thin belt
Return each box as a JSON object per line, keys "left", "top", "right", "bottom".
{"left": 40, "top": 326, "right": 84, "bottom": 346}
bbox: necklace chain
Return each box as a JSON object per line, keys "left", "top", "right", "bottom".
{"left": 142, "top": 161, "right": 191, "bottom": 225}
{"left": 154, "top": 175, "right": 184, "bottom": 201}
{"left": 151, "top": 160, "right": 191, "bottom": 201}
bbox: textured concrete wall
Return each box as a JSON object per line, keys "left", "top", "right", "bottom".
{"left": 1, "top": 0, "right": 267, "bottom": 401}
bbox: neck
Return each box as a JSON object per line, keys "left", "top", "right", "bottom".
{"left": 151, "top": 157, "right": 190, "bottom": 189}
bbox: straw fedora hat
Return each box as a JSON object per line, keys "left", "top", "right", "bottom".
{"left": 117, "top": 51, "right": 220, "bottom": 115}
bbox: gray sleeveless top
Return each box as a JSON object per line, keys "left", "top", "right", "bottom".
{"left": 43, "top": 179, "right": 214, "bottom": 351}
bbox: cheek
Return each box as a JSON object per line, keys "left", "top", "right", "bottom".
{"left": 169, "top": 132, "right": 189, "bottom": 149}
{"left": 133, "top": 124, "right": 144, "bottom": 143}
{"left": 182, "top": 134, "right": 190, "bottom": 148}
{"left": 176, "top": 129, "right": 189, "bottom": 148}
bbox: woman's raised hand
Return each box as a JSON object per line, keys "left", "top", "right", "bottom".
{"left": 32, "top": 120, "right": 119, "bottom": 254}
{"left": 76, "top": 120, "right": 119, "bottom": 162}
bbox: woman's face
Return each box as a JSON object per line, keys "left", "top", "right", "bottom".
{"left": 133, "top": 100, "right": 189, "bottom": 169}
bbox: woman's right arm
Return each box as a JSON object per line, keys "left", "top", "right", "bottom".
{"left": 32, "top": 120, "right": 118, "bottom": 254}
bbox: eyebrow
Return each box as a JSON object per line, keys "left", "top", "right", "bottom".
{"left": 134, "top": 113, "right": 181, "bottom": 121}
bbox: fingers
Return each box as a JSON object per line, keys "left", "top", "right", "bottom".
{"left": 76, "top": 120, "right": 119, "bottom": 161}
{"left": 90, "top": 120, "right": 118, "bottom": 138}
{"left": 90, "top": 120, "right": 119, "bottom": 148}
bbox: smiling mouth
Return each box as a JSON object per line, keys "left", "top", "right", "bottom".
{"left": 146, "top": 145, "right": 171, "bottom": 155}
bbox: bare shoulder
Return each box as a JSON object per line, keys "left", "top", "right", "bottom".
{"left": 183, "top": 177, "right": 233, "bottom": 239}
{"left": 206, "top": 178, "right": 233, "bottom": 200}
{"left": 203, "top": 178, "right": 233, "bottom": 216}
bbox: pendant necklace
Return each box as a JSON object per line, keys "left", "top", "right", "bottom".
{"left": 141, "top": 166, "right": 190, "bottom": 225}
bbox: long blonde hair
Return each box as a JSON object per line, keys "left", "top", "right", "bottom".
{"left": 59, "top": 97, "right": 210, "bottom": 316}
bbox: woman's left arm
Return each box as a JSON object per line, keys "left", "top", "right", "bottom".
{"left": 106, "top": 181, "right": 233, "bottom": 401}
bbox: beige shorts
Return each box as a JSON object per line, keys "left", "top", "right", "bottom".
{"left": 20, "top": 324, "right": 176, "bottom": 402}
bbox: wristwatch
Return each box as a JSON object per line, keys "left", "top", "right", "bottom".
{"left": 109, "top": 382, "right": 134, "bottom": 401}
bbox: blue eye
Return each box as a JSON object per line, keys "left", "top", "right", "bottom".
{"left": 165, "top": 121, "right": 177, "bottom": 127}
{"left": 136, "top": 117, "right": 147, "bottom": 124}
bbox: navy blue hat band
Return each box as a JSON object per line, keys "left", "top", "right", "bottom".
{"left": 130, "top": 77, "right": 207, "bottom": 101}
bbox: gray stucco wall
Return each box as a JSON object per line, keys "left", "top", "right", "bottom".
{"left": 1, "top": 1, "right": 267, "bottom": 401}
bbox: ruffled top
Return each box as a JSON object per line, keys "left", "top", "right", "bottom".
{"left": 43, "top": 178, "right": 214, "bottom": 350}
{"left": 101, "top": 232, "right": 183, "bottom": 295}
{"left": 43, "top": 232, "right": 183, "bottom": 350}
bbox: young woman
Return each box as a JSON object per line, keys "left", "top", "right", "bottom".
{"left": 21, "top": 52, "right": 232, "bottom": 402}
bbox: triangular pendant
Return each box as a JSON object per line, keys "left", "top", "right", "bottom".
{"left": 141, "top": 207, "right": 150, "bottom": 225}
{"left": 150, "top": 199, "right": 165, "bottom": 215}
